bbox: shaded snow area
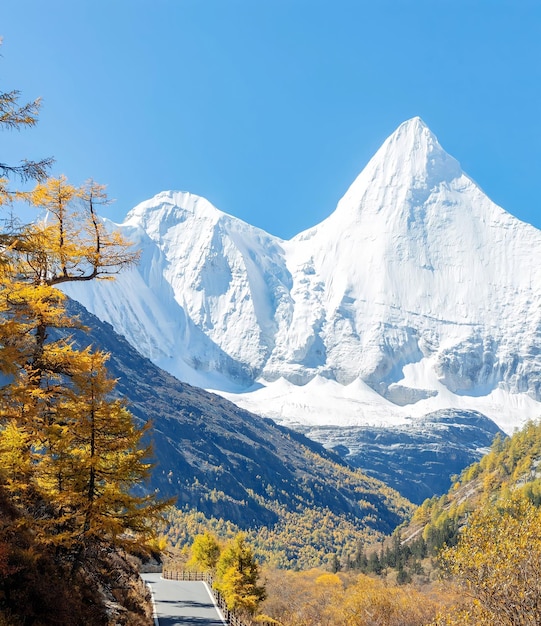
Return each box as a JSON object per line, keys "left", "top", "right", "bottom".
{"left": 62, "top": 117, "right": 541, "bottom": 436}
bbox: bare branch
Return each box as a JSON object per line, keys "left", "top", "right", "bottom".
{"left": 0, "top": 157, "right": 55, "bottom": 183}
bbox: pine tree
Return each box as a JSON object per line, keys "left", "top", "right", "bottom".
{"left": 0, "top": 88, "right": 53, "bottom": 186}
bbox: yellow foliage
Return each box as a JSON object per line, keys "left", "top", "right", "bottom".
{"left": 436, "top": 496, "right": 541, "bottom": 625}
{"left": 261, "top": 568, "right": 443, "bottom": 626}
{"left": 187, "top": 532, "right": 221, "bottom": 571}
{"left": 0, "top": 174, "right": 163, "bottom": 557}
{"left": 315, "top": 572, "right": 342, "bottom": 587}
{"left": 0, "top": 420, "right": 33, "bottom": 499}
{"left": 18, "top": 175, "right": 139, "bottom": 285}
{"left": 214, "top": 533, "right": 266, "bottom": 617}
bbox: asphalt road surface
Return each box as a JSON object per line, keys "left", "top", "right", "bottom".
{"left": 142, "top": 573, "right": 227, "bottom": 626}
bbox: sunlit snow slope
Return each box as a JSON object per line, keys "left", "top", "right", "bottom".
{"left": 63, "top": 117, "right": 541, "bottom": 434}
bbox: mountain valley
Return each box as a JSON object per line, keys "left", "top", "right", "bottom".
{"left": 63, "top": 300, "right": 412, "bottom": 543}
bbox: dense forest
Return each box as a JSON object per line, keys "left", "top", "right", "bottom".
{"left": 161, "top": 448, "right": 413, "bottom": 571}
{"left": 166, "top": 420, "right": 541, "bottom": 625}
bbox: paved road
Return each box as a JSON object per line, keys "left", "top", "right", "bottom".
{"left": 142, "top": 573, "right": 227, "bottom": 626}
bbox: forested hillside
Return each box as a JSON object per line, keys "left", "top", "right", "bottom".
{"left": 409, "top": 419, "right": 541, "bottom": 553}
{"left": 355, "top": 419, "right": 541, "bottom": 580}
{"left": 62, "top": 299, "right": 414, "bottom": 568}
{"left": 358, "top": 419, "right": 541, "bottom": 625}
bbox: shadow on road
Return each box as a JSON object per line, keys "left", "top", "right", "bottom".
{"left": 158, "top": 598, "right": 215, "bottom": 609}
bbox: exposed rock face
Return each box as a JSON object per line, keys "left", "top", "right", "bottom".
{"left": 304, "top": 410, "right": 504, "bottom": 504}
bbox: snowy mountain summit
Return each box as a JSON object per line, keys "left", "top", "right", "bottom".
{"left": 63, "top": 118, "right": 541, "bottom": 434}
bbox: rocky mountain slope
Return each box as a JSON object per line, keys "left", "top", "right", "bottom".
{"left": 63, "top": 299, "right": 412, "bottom": 533}
{"left": 62, "top": 117, "right": 541, "bottom": 438}
{"left": 305, "top": 409, "right": 503, "bottom": 504}
{"left": 400, "top": 418, "right": 541, "bottom": 555}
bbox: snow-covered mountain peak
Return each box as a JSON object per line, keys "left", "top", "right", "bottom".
{"left": 330, "top": 116, "right": 463, "bottom": 228}
{"left": 62, "top": 118, "right": 541, "bottom": 435}
{"left": 374, "top": 116, "right": 461, "bottom": 182}
{"left": 124, "top": 190, "right": 227, "bottom": 242}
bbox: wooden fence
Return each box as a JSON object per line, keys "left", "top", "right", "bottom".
{"left": 162, "top": 570, "right": 275, "bottom": 626}
{"left": 162, "top": 570, "right": 214, "bottom": 583}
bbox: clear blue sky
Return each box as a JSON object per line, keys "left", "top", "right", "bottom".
{"left": 2, "top": 1, "right": 540, "bottom": 239}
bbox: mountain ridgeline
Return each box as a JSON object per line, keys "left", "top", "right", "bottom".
{"left": 62, "top": 117, "right": 541, "bottom": 439}
{"left": 59, "top": 117, "right": 538, "bottom": 504}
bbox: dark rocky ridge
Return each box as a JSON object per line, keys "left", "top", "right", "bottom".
{"left": 305, "top": 410, "right": 504, "bottom": 504}
{"left": 62, "top": 299, "right": 411, "bottom": 533}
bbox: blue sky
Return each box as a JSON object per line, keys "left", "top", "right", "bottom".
{"left": 2, "top": 1, "right": 540, "bottom": 239}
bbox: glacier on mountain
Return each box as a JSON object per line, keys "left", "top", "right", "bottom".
{"left": 62, "top": 117, "right": 541, "bottom": 435}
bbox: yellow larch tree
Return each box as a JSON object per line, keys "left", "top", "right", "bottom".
{"left": 433, "top": 496, "right": 541, "bottom": 626}
{"left": 214, "top": 533, "right": 266, "bottom": 617}
{"left": 187, "top": 531, "right": 222, "bottom": 571}
{"left": 0, "top": 79, "right": 162, "bottom": 566}
{"left": 66, "top": 349, "right": 163, "bottom": 551}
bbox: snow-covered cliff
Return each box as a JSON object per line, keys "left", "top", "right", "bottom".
{"left": 63, "top": 118, "right": 541, "bottom": 434}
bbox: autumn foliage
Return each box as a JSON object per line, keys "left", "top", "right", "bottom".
{"left": 0, "top": 71, "right": 163, "bottom": 624}
{"left": 261, "top": 568, "right": 445, "bottom": 626}
{"left": 185, "top": 531, "right": 266, "bottom": 618}
{"left": 432, "top": 496, "right": 541, "bottom": 625}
